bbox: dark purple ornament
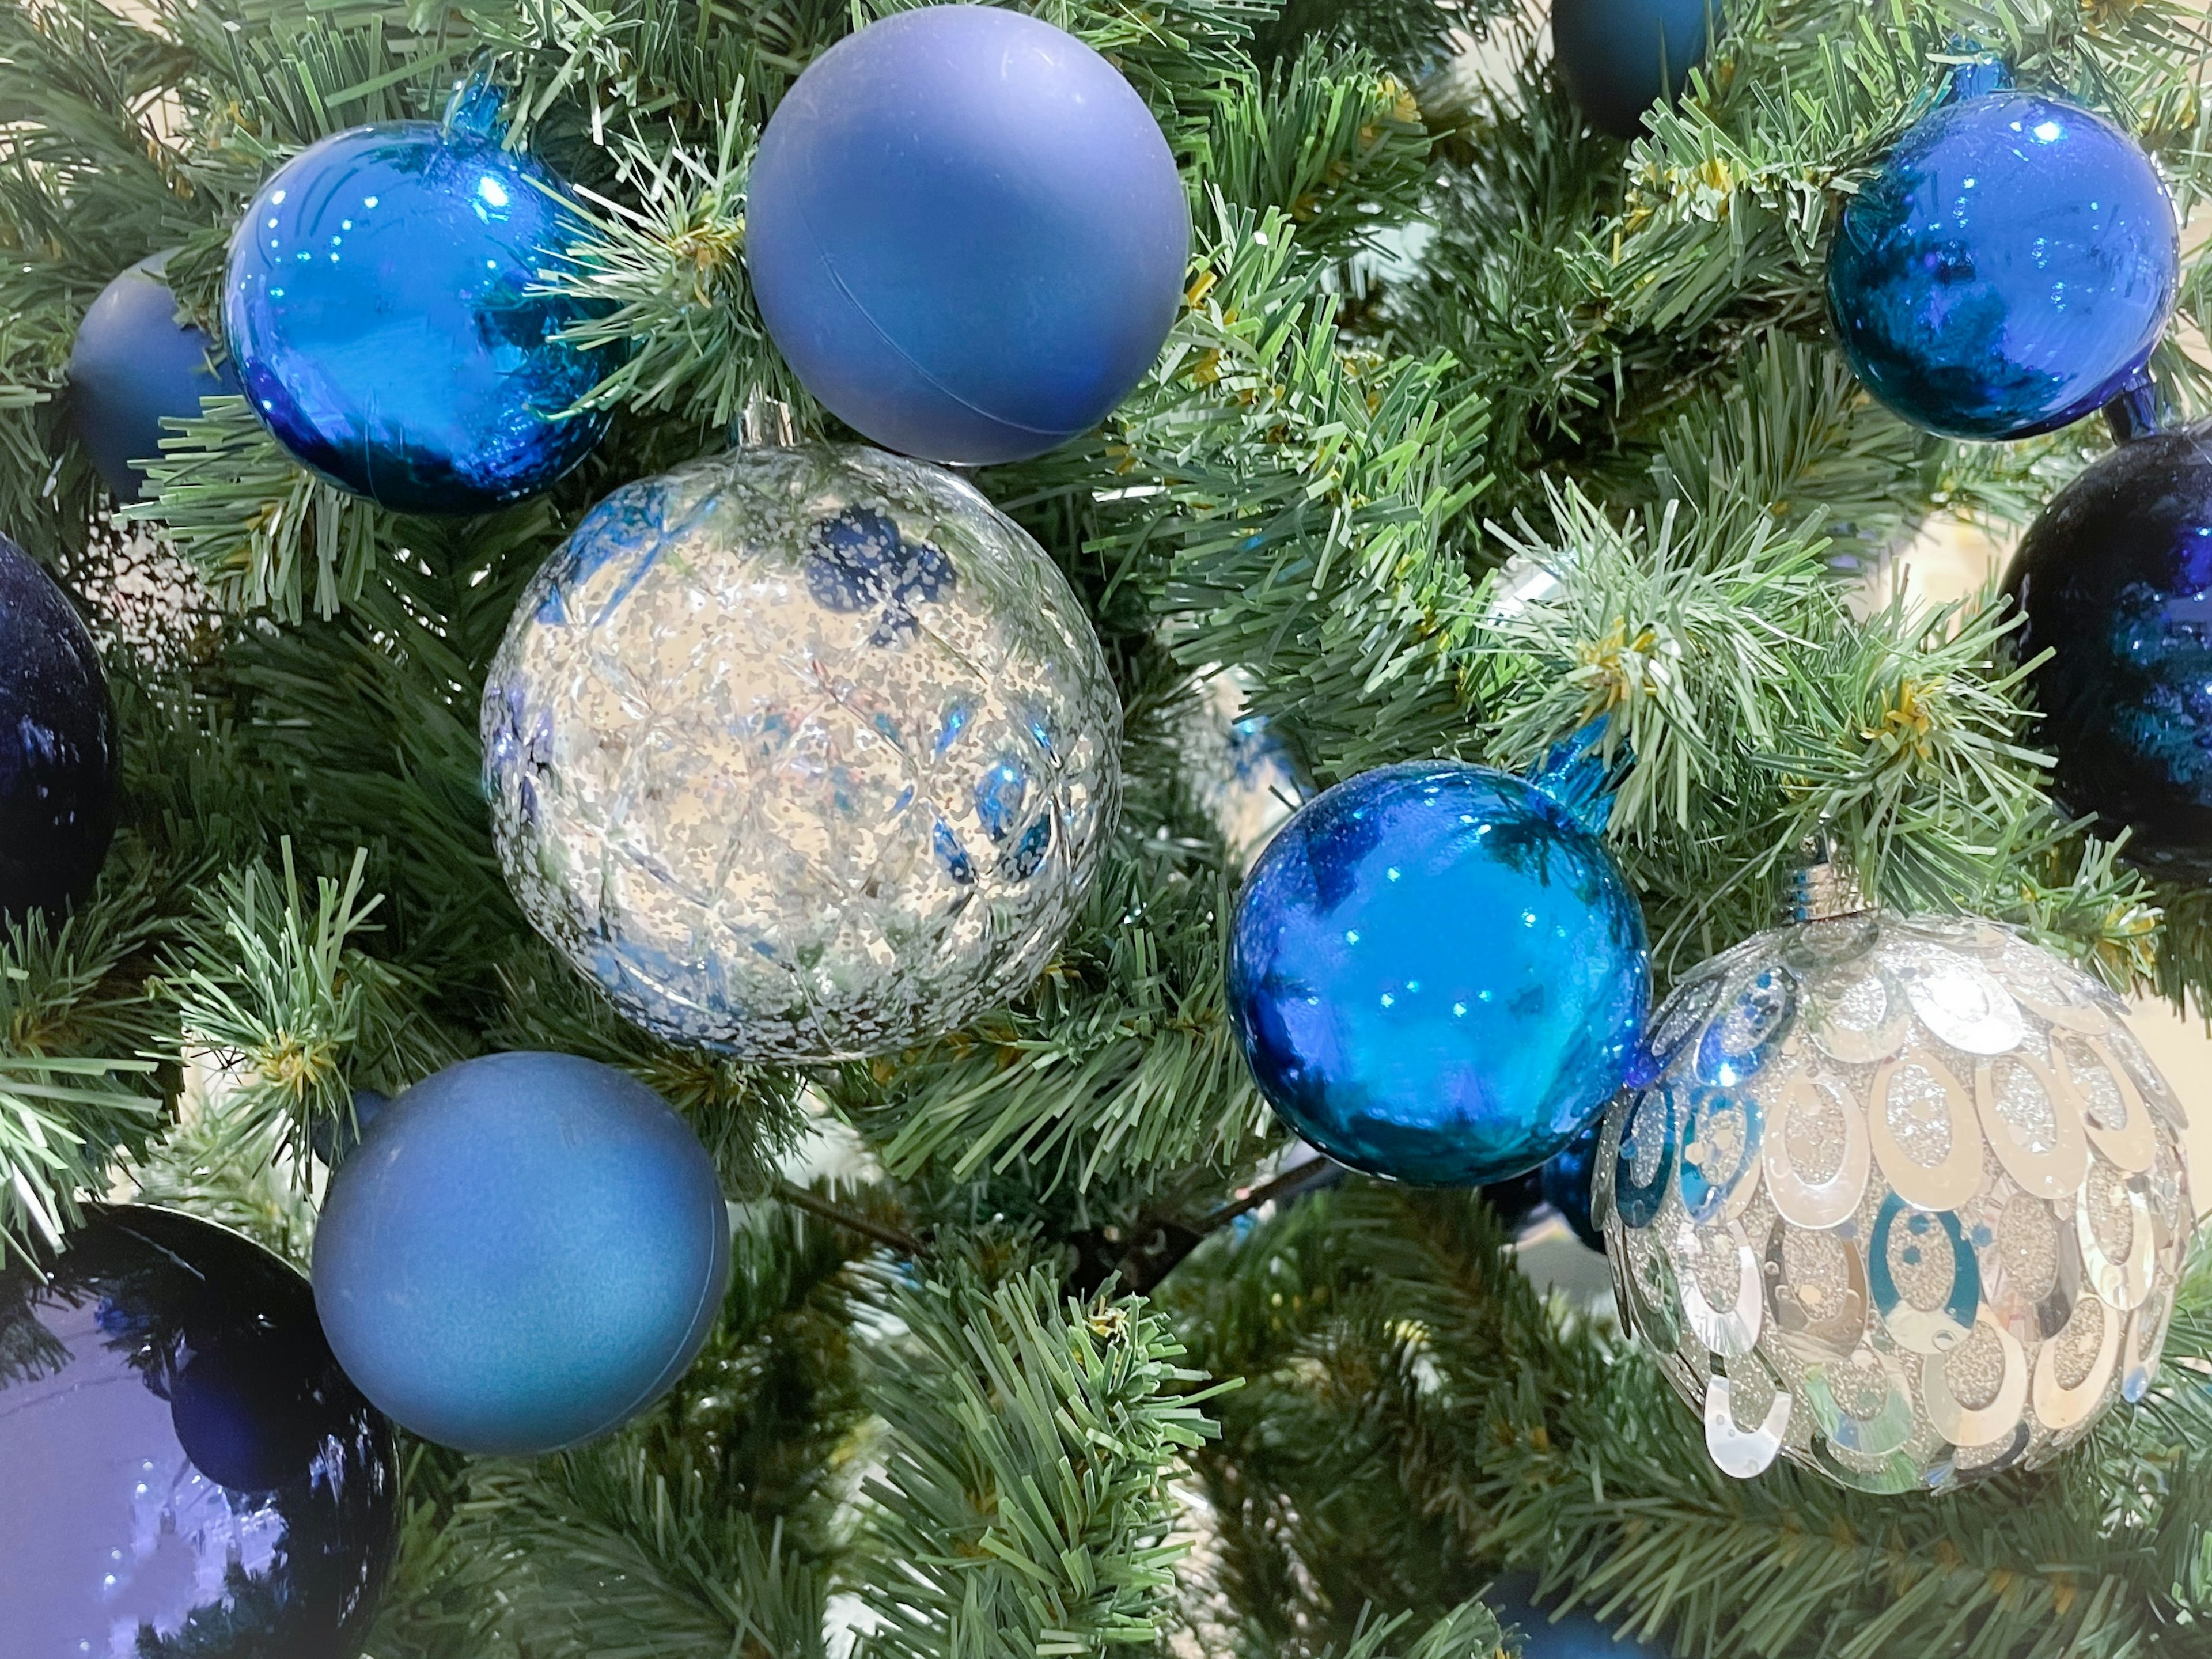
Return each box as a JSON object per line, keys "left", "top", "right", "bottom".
{"left": 2001, "top": 426, "right": 2212, "bottom": 880}
{"left": 0, "top": 1206, "right": 399, "bottom": 1658}
{"left": 0, "top": 534, "right": 116, "bottom": 923}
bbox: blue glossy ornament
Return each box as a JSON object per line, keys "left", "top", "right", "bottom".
{"left": 312, "top": 1052, "right": 730, "bottom": 1456}
{"left": 747, "top": 6, "right": 1190, "bottom": 464}
{"left": 0, "top": 1206, "right": 397, "bottom": 1658}
{"left": 1553, "top": 0, "right": 1721, "bottom": 139}
{"left": 1540, "top": 1118, "right": 1605, "bottom": 1250}
{"left": 69, "top": 252, "right": 243, "bottom": 502}
{"left": 2000, "top": 422, "right": 2212, "bottom": 878}
{"left": 1487, "top": 1577, "right": 1672, "bottom": 1658}
{"left": 0, "top": 533, "right": 116, "bottom": 923}
{"left": 1228, "top": 753, "right": 1650, "bottom": 1188}
{"left": 224, "top": 118, "right": 612, "bottom": 513}
{"left": 1827, "top": 74, "right": 2179, "bottom": 441}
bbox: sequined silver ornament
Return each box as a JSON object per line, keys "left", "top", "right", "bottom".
{"left": 1597, "top": 896, "right": 2194, "bottom": 1495}
{"left": 482, "top": 444, "right": 1121, "bottom": 1060}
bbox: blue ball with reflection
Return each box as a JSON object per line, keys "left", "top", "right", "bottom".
{"left": 225, "top": 123, "right": 612, "bottom": 514}
{"left": 1827, "top": 85, "right": 2178, "bottom": 441}
{"left": 2001, "top": 425, "right": 2212, "bottom": 880}
{"left": 1229, "top": 761, "right": 1649, "bottom": 1187}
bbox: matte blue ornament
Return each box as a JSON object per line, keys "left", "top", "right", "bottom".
{"left": 1227, "top": 741, "right": 1650, "bottom": 1187}
{"left": 747, "top": 6, "right": 1190, "bottom": 464}
{"left": 312, "top": 1052, "right": 730, "bottom": 1456}
{"left": 1827, "top": 71, "right": 2179, "bottom": 441}
{"left": 1540, "top": 1118, "right": 1605, "bottom": 1250}
{"left": 1552, "top": 0, "right": 1721, "bottom": 139}
{"left": 224, "top": 113, "right": 612, "bottom": 513}
{"left": 2000, "top": 421, "right": 2212, "bottom": 879}
{"left": 0, "top": 1206, "right": 398, "bottom": 1658}
{"left": 0, "top": 533, "right": 116, "bottom": 923}
{"left": 69, "top": 252, "right": 243, "bottom": 502}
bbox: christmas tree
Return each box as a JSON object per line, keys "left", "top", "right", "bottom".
{"left": 3, "top": 0, "right": 2211, "bottom": 1656}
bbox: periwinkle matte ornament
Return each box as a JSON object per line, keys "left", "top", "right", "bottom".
{"left": 0, "top": 534, "right": 117, "bottom": 923}
{"left": 483, "top": 444, "right": 1122, "bottom": 1060}
{"left": 746, "top": 6, "right": 1190, "bottom": 464}
{"left": 1552, "top": 0, "right": 1720, "bottom": 139}
{"left": 1227, "top": 746, "right": 1650, "bottom": 1188}
{"left": 224, "top": 111, "right": 611, "bottom": 513}
{"left": 1827, "top": 71, "right": 2179, "bottom": 441}
{"left": 312, "top": 1053, "right": 731, "bottom": 1457}
{"left": 2000, "top": 425, "right": 2212, "bottom": 878}
{"left": 0, "top": 1206, "right": 398, "bottom": 1658}
{"left": 1599, "top": 895, "right": 2194, "bottom": 1494}
{"left": 69, "top": 251, "right": 243, "bottom": 502}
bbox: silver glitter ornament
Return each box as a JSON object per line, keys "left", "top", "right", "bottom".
{"left": 1597, "top": 881, "right": 2194, "bottom": 1495}
{"left": 482, "top": 444, "right": 1122, "bottom": 1060}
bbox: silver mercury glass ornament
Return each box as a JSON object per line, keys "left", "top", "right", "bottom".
{"left": 1595, "top": 851, "right": 2195, "bottom": 1494}
{"left": 482, "top": 431, "right": 1122, "bottom": 1061}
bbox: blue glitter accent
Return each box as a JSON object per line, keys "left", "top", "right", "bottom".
{"left": 1000, "top": 815, "right": 1052, "bottom": 880}
{"left": 935, "top": 699, "right": 972, "bottom": 756}
{"left": 1678, "top": 1084, "right": 1763, "bottom": 1225}
{"left": 804, "top": 505, "right": 957, "bottom": 644}
{"left": 1612, "top": 1084, "right": 1677, "bottom": 1228}
{"left": 1228, "top": 760, "right": 1650, "bottom": 1187}
{"left": 934, "top": 819, "right": 976, "bottom": 885}
{"left": 1694, "top": 968, "right": 1795, "bottom": 1087}
{"left": 975, "top": 756, "right": 1031, "bottom": 842}
{"left": 1827, "top": 88, "right": 2179, "bottom": 441}
{"left": 224, "top": 122, "right": 615, "bottom": 513}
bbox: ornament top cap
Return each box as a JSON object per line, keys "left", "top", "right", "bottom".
{"left": 1527, "top": 718, "right": 1628, "bottom": 838}
{"left": 443, "top": 70, "right": 508, "bottom": 141}
{"left": 1789, "top": 836, "right": 1872, "bottom": 923}
{"left": 1944, "top": 56, "right": 2012, "bottom": 103}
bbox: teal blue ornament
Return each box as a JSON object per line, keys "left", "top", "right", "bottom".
{"left": 224, "top": 93, "right": 612, "bottom": 513}
{"left": 1227, "top": 732, "right": 1650, "bottom": 1187}
{"left": 1826, "top": 66, "right": 2179, "bottom": 441}
{"left": 311, "top": 1053, "right": 730, "bottom": 1456}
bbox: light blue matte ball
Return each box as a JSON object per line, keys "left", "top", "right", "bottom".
{"left": 312, "top": 1052, "right": 730, "bottom": 1456}
{"left": 746, "top": 6, "right": 1191, "bottom": 465}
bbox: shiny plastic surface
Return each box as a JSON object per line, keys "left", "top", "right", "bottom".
{"left": 0, "top": 534, "right": 115, "bottom": 922}
{"left": 1553, "top": 0, "right": 1721, "bottom": 139}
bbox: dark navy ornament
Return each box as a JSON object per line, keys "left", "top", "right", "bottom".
{"left": 2001, "top": 423, "right": 2212, "bottom": 878}
{"left": 312, "top": 1052, "right": 732, "bottom": 1456}
{"left": 1539, "top": 1118, "right": 1605, "bottom": 1250}
{"left": 1228, "top": 742, "right": 1650, "bottom": 1188}
{"left": 1827, "top": 70, "right": 2179, "bottom": 441}
{"left": 1553, "top": 0, "right": 1721, "bottom": 139}
{"left": 69, "top": 252, "right": 242, "bottom": 502}
{"left": 746, "top": 6, "right": 1190, "bottom": 464}
{"left": 0, "top": 534, "right": 117, "bottom": 923}
{"left": 224, "top": 108, "right": 612, "bottom": 513}
{"left": 0, "top": 1206, "right": 398, "bottom": 1658}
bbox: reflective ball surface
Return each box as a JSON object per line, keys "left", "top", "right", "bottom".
{"left": 1552, "top": 0, "right": 1721, "bottom": 140}
{"left": 0, "top": 1206, "right": 398, "bottom": 1658}
{"left": 0, "top": 533, "right": 116, "bottom": 923}
{"left": 225, "top": 122, "right": 611, "bottom": 513}
{"left": 483, "top": 444, "right": 1122, "bottom": 1059}
{"left": 746, "top": 6, "right": 1189, "bottom": 464}
{"left": 1598, "top": 913, "right": 2194, "bottom": 1494}
{"left": 312, "top": 1053, "right": 732, "bottom": 1456}
{"left": 1826, "top": 87, "right": 2178, "bottom": 440}
{"left": 69, "top": 251, "right": 241, "bottom": 502}
{"left": 2001, "top": 427, "right": 2212, "bottom": 880}
{"left": 1228, "top": 761, "right": 1650, "bottom": 1187}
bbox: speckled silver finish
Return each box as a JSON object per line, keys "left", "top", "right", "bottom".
{"left": 1598, "top": 913, "right": 2193, "bottom": 1494}
{"left": 482, "top": 444, "right": 1121, "bottom": 1060}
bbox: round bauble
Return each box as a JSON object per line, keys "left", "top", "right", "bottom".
{"left": 224, "top": 122, "right": 611, "bottom": 513}
{"left": 1228, "top": 760, "right": 1650, "bottom": 1187}
{"left": 69, "top": 251, "right": 242, "bottom": 502}
{"left": 2000, "top": 427, "right": 2212, "bottom": 879}
{"left": 0, "top": 1206, "right": 397, "bottom": 1657}
{"left": 483, "top": 443, "right": 1122, "bottom": 1060}
{"left": 1540, "top": 1118, "right": 1605, "bottom": 1251}
{"left": 312, "top": 1053, "right": 730, "bottom": 1456}
{"left": 747, "top": 6, "right": 1190, "bottom": 464}
{"left": 0, "top": 534, "right": 116, "bottom": 923}
{"left": 1486, "top": 1578, "right": 1672, "bottom": 1658}
{"left": 1597, "top": 911, "right": 2194, "bottom": 1494}
{"left": 1552, "top": 0, "right": 1720, "bottom": 139}
{"left": 1826, "top": 81, "right": 2179, "bottom": 441}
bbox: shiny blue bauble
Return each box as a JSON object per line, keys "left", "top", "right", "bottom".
{"left": 312, "top": 1053, "right": 730, "bottom": 1456}
{"left": 1553, "top": 0, "right": 1720, "bottom": 139}
{"left": 1827, "top": 84, "right": 2179, "bottom": 441}
{"left": 0, "top": 1207, "right": 397, "bottom": 1659}
{"left": 225, "top": 123, "right": 612, "bottom": 514}
{"left": 69, "top": 252, "right": 242, "bottom": 502}
{"left": 2001, "top": 426, "right": 2212, "bottom": 880}
{"left": 747, "top": 6, "right": 1190, "bottom": 465}
{"left": 0, "top": 533, "right": 116, "bottom": 924}
{"left": 1228, "top": 762, "right": 1650, "bottom": 1188}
